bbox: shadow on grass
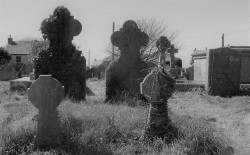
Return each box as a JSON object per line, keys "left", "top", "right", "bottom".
{"left": 86, "top": 86, "right": 95, "bottom": 96}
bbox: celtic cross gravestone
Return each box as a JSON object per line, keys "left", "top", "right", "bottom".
{"left": 105, "top": 20, "right": 149, "bottom": 102}
{"left": 28, "top": 75, "right": 64, "bottom": 149}
{"left": 141, "top": 36, "right": 175, "bottom": 141}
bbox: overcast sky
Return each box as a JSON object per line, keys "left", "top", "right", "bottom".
{"left": 0, "top": 0, "right": 249, "bottom": 67}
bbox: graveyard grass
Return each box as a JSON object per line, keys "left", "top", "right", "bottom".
{"left": 1, "top": 79, "right": 249, "bottom": 154}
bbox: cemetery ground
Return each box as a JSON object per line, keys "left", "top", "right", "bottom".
{"left": 0, "top": 79, "right": 249, "bottom": 154}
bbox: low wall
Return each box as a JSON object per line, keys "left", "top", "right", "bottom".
{"left": 174, "top": 82, "right": 250, "bottom": 95}
{"left": 10, "top": 77, "right": 33, "bottom": 91}
{"left": 175, "top": 83, "right": 205, "bottom": 92}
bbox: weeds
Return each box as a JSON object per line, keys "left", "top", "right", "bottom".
{"left": 0, "top": 80, "right": 235, "bottom": 155}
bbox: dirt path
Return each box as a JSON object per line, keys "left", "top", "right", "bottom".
{"left": 169, "top": 92, "right": 250, "bottom": 155}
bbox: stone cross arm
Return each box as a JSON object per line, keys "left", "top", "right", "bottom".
{"left": 168, "top": 45, "right": 178, "bottom": 54}
{"left": 28, "top": 75, "right": 64, "bottom": 110}
{"left": 111, "top": 20, "right": 149, "bottom": 48}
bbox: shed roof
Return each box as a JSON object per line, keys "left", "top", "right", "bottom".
{"left": 191, "top": 49, "right": 208, "bottom": 57}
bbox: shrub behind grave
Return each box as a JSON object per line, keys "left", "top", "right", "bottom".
{"left": 34, "top": 6, "right": 86, "bottom": 101}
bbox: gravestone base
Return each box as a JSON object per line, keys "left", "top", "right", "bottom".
{"left": 145, "top": 102, "right": 168, "bottom": 139}
{"left": 35, "top": 110, "right": 62, "bottom": 149}
{"left": 105, "top": 59, "right": 148, "bottom": 103}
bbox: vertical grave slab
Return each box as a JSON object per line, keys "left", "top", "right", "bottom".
{"left": 28, "top": 75, "right": 64, "bottom": 149}
{"left": 206, "top": 48, "right": 241, "bottom": 96}
{"left": 168, "top": 45, "right": 178, "bottom": 68}
{"left": 105, "top": 20, "right": 149, "bottom": 102}
{"left": 141, "top": 36, "right": 176, "bottom": 141}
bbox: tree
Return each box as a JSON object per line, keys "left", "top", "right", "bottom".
{"left": 29, "top": 40, "right": 49, "bottom": 63}
{"left": 0, "top": 47, "right": 11, "bottom": 69}
{"left": 34, "top": 6, "right": 86, "bottom": 101}
{"left": 105, "top": 18, "right": 181, "bottom": 63}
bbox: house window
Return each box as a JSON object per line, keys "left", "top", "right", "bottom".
{"left": 16, "top": 56, "right": 21, "bottom": 63}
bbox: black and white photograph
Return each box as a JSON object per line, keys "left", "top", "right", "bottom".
{"left": 0, "top": 0, "right": 249, "bottom": 154}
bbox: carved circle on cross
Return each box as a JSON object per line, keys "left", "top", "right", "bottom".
{"left": 69, "top": 17, "right": 82, "bottom": 37}
{"left": 40, "top": 15, "right": 82, "bottom": 40}
{"left": 111, "top": 20, "right": 149, "bottom": 49}
{"left": 28, "top": 75, "right": 64, "bottom": 110}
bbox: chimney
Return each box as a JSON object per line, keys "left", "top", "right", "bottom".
{"left": 8, "top": 35, "right": 13, "bottom": 45}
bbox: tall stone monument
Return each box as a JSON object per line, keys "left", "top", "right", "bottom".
{"left": 105, "top": 20, "right": 149, "bottom": 102}
{"left": 141, "top": 36, "right": 176, "bottom": 141}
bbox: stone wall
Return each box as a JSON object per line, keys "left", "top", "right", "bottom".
{"left": 241, "top": 56, "right": 250, "bottom": 83}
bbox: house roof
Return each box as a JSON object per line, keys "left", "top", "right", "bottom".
{"left": 6, "top": 41, "right": 32, "bottom": 55}
{"left": 192, "top": 46, "right": 250, "bottom": 57}
{"left": 191, "top": 49, "right": 209, "bottom": 57}
{"left": 229, "top": 46, "right": 250, "bottom": 50}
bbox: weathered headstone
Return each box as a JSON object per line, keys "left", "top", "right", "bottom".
{"left": 105, "top": 20, "right": 149, "bottom": 102}
{"left": 141, "top": 36, "right": 175, "bottom": 141}
{"left": 28, "top": 75, "right": 64, "bottom": 149}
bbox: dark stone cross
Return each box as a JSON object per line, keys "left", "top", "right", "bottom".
{"left": 111, "top": 20, "right": 149, "bottom": 64}
{"left": 105, "top": 20, "right": 149, "bottom": 102}
{"left": 28, "top": 75, "right": 64, "bottom": 149}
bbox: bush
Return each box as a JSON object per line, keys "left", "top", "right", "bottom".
{"left": 0, "top": 47, "right": 11, "bottom": 68}
{"left": 34, "top": 6, "right": 86, "bottom": 101}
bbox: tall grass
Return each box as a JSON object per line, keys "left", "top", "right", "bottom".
{"left": 0, "top": 80, "right": 234, "bottom": 154}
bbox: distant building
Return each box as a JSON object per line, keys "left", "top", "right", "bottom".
{"left": 87, "top": 53, "right": 183, "bottom": 80}
{"left": 103, "top": 54, "right": 119, "bottom": 65}
{"left": 87, "top": 59, "right": 108, "bottom": 79}
{"left": 191, "top": 46, "right": 250, "bottom": 83}
{"left": 0, "top": 35, "right": 34, "bottom": 80}
{"left": 191, "top": 48, "right": 208, "bottom": 82}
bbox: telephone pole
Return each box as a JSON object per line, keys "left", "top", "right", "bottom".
{"left": 222, "top": 33, "right": 224, "bottom": 48}
{"left": 88, "top": 50, "right": 90, "bottom": 68}
{"left": 112, "top": 22, "right": 115, "bottom": 61}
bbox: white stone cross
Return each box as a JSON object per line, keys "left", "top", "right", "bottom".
{"left": 28, "top": 75, "right": 64, "bottom": 149}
